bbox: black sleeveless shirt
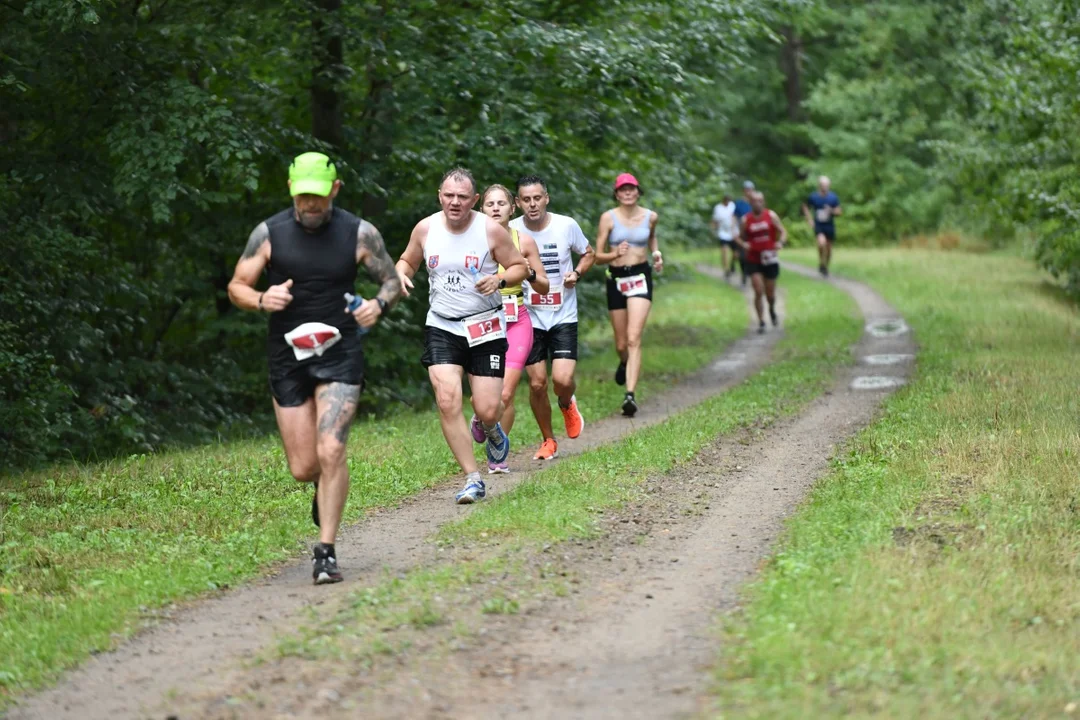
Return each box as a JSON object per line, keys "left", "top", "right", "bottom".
{"left": 264, "top": 206, "right": 362, "bottom": 365}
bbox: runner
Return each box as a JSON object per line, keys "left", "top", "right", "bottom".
{"left": 595, "top": 172, "right": 662, "bottom": 418}
{"left": 476, "top": 183, "right": 550, "bottom": 473}
{"left": 395, "top": 168, "right": 529, "bottom": 503}
{"left": 801, "top": 175, "right": 842, "bottom": 277}
{"left": 511, "top": 174, "right": 595, "bottom": 460}
{"left": 737, "top": 191, "right": 788, "bottom": 334}
{"left": 732, "top": 180, "right": 756, "bottom": 286}
{"left": 711, "top": 193, "right": 738, "bottom": 278}
{"left": 227, "top": 151, "right": 401, "bottom": 584}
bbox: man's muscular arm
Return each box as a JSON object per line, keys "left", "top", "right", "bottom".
{"left": 228, "top": 222, "right": 293, "bottom": 312}
{"left": 356, "top": 220, "right": 403, "bottom": 309}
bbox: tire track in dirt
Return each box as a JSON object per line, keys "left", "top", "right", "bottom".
{"left": 219, "top": 263, "right": 914, "bottom": 720}
{"left": 7, "top": 269, "right": 781, "bottom": 720}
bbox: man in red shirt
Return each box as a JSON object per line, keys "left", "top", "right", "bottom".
{"left": 737, "top": 191, "right": 788, "bottom": 333}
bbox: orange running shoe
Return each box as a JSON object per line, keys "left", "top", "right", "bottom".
{"left": 561, "top": 395, "right": 585, "bottom": 439}
{"left": 533, "top": 437, "right": 559, "bottom": 460}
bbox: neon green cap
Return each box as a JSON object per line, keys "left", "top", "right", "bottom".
{"left": 288, "top": 152, "right": 337, "bottom": 196}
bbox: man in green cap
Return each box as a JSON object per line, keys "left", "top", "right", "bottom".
{"left": 228, "top": 151, "right": 402, "bottom": 585}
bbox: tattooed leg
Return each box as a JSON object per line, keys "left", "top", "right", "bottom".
{"left": 314, "top": 382, "right": 361, "bottom": 544}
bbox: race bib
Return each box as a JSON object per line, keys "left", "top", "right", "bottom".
{"left": 528, "top": 284, "right": 563, "bottom": 311}
{"left": 615, "top": 273, "right": 649, "bottom": 297}
{"left": 760, "top": 249, "right": 779, "bottom": 266}
{"left": 816, "top": 207, "right": 832, "bottom": 223}
{"left": 503, "top": 295, "right": 520, "bottom": 323}
{"left": 284, "top": 322, "right": 342, "bottom": 361}
{"left": 463, "top": 308, "right": 506, "bottom": 348}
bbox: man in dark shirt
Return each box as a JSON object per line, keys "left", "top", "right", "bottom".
{"left": 228, "top": 152, "right": 401, "bottom": 585}
{"left": 802, "top": 175, "right": 843, "bottom": 277}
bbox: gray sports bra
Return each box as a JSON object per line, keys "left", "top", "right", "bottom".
{"left": 610, "top": 210, "right": 652, "bottom": 248}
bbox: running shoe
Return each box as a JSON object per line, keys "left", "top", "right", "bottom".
{"left": 770, "top": 308, "right": 779, "bottom": 327}
{"left": 470, "top": 414, "right": 485, "bottom": 444}
{"left": 561, "top": 395, "right": 585, "bottom": 439}
{"left": 615, "top": 361, "right": 627, "bottom": 386}
{"left": 488, "top": 460, "right": 510, "bottom": 474}
{"left": 622, "top": 392, "right": 638, "bottom": 418}
{"left": 758, "top": 321, "right": 766, "bottom": 334}
{"left": 533, "top": 438, "right": 559, "bottom": 460}
{"left": 485, "top": 423, "right": 510, "bottom": 465}
{"left": 455, "top": 478, "right": 486, "bottom": 504}
{"left": 311, "top": 484, "right": 320, "bottom": 528}
{"left": 312, "top": 543, "right": 343, "bottom": 585}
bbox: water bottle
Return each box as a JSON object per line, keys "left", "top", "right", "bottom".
{"left": 344, "top": 293, "right": 370, "bottom": 336}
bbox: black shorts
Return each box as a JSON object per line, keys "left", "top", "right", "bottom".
{"left": 746, "top": 262, "right": 780, "bottom": 280}
{"left": 815, "top": 225, "right": 836, "bottom": 242}
{"left": 605, "top": 262, "right": 654, "bottom": 311}
{"left": 268, "top": 340, "right": 364, "bottom": 408}
{"left": 719, "top": 237, "right": 735, "bottom": 246}
{"left": 527, "top": 322, "right": 579, "bottom": 366}
{"left": 421, "top": 326, "right": 507, "bottom": 378}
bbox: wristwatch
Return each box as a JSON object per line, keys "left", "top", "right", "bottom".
{"left": 499, "top": 278, "right": 507, "bottom": 289}
{"left": 375, "top": 297, "right": 388, "bottom": 313}
{"left": 528, "top": 269, "right": 537, "bottom": 283}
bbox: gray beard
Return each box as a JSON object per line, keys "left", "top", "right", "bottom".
{"left": 295, "top": 203, "right": 333, "bottom": 230}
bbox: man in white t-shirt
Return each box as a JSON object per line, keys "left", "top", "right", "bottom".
{"left": 711, "top": 193, "right": 738, "bottom": 278}
{"left": 511, "top": 175, "right": 595, "bottom": 460}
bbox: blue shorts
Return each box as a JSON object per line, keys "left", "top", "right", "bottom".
{"left": 814, "top": 225, "right": 836, "bottom": 242}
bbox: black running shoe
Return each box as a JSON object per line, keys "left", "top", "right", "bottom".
{"left": 615, "top": 361, "right": 627, "bottom": 386}
{"left": 311, "top": 484, "right": 320, "bottom": 528}
{"left": 312, "top": 543, "right": 343, "bottom": 585}
{"left": 622, "top": 392, "right": 638, "bottom": 417}
{"left": 770, "top": 308, "right": 779, "bottom": 327}
{"left": 820, "top": 265, "right": 829, "bottom": 277}
{"left": 758, "top": 321, "right": 766, "bottom": 334}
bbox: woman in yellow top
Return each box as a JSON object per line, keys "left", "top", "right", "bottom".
{"left": 470, "top": 183, "right": 549, "bottom": 473}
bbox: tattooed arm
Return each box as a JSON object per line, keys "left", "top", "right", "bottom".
{"left": 356, "top": 220, "right": 403, "bottom": 308}
{"left": 228, "top": 222, "right": 293, "bottom": 312}
{"left": 350, "top": 220, "right": 403, "bottom": 328}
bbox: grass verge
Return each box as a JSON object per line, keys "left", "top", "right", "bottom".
{"left": 273, "top": 271, "right": 861, "bottom": 667}
{"left": 0, "top": 268, "right": 744, "bottom": 703}
{"left": 712, "top": 248, "right": 1080, "bottom": 718}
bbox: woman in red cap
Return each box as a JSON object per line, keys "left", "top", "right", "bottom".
{"left": 594, "top": 172, "right": 662, "bottom": 417}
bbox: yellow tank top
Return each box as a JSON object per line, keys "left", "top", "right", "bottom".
{"left": 499, "top": 228, "right": 524, "bottom": 302}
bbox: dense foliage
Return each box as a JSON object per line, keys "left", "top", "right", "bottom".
{"left": 0, "top": 0, "right": 757, "bottom": 470}
{"left": 2, "top": 0, "right": 1076, "bottom": 470}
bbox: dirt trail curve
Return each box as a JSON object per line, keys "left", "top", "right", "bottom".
{"left": 346, "top": 262, "right": 914, "bottom": 720}
{"left": 170, "top": 263, "right": 914, "bottom": 720}
{"left": 7, "top": 268, "right": 784, "bottom": 720}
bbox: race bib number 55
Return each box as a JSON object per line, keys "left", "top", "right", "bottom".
{"left": 528, "top": 284, "right": 563, "bottom": 311}
{"left": 463, "top": 308, "right": 507, "bottom": 347}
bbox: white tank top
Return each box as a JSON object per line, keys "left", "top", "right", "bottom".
{"left": 424, "top": 211, "right": 501, "bottom": 336}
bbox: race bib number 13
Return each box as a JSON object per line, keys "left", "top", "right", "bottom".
{"left": 463, "top": 308, "right": 507, "bottom": 348}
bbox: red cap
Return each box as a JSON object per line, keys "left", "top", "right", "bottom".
{"left": 614, "top": 173, "right": 639, "bottom": 189}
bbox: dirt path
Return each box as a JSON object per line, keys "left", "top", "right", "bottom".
{"left": 162, "top": 262, "right": 914, "bottom": 720}
{"left": 7, "top": 270, "right": 783, "bottom": 720}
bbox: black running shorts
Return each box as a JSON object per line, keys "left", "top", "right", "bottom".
{"left": 527, "top": 322, "right": 579, "bottom": 366}
{"left": 606, "top": 262, "right": 654, "bottom": 311}
{"left": 422, "top": 326, "right": 507, "bottom": 378}
{"left": 746, "top": 262, "right": 780, "bottom": 280}
{"left": 814, "top": 224, "right": 836, "bottom": 242}
{"left": 268, "top": 341, "right": 364, "bottom": 408}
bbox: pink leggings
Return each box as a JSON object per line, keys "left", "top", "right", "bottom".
{"left": 505, "top": 303, "right": 534, "bottom": 370}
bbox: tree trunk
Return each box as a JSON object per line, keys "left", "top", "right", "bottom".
{"left": 311, "top": 0, "right": 344, "bottom": 148}
{"left": 779, "top": 25, "right": 805, "bottom": 124}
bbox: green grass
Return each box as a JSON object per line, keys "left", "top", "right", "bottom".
{"left": 712, "top": 248, "right": 1080, "bottom": 718}
{"left": 275, "top": 271, "right": 862, "bottom": 664}
{"left": 0, "top": 268, "right": 745, "bottom": 703}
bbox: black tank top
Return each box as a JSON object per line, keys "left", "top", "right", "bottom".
{"left": 264, "top": 207, "right": 361, "bottom": 358}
